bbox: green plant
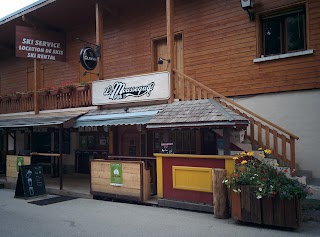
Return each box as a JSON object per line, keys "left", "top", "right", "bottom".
{"left": 223, "top": 151, "right": 312, "bottom": 200}
{"left": 61, "top": 81, "right": 76, "bottom": 90}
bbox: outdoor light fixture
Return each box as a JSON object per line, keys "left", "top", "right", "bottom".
{"left": 157, "top": 57, "right": 170, "bottom": 65}
{"left": 240, "top": 0, "right": 255, "bottom": 21}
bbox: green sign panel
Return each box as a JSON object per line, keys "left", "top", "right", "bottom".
{"left": 16, "top": 157, "right": 24, "bottom": 172}
{"left": 110, "top": 163, "right": 123, "bottom": 186}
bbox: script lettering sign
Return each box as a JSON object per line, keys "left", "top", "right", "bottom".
{"left": 92, "top": 71, "right": 170, "bottom": 105}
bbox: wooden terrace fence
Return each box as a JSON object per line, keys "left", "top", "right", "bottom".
{"left": 0, "top": 88, "right": 92, "bottom": 114}
{"left": 173, "top": 69, "right": 299, "bottom": 176}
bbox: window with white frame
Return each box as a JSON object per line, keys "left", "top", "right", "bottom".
{"left": 262, "top": 7, "right": 306, "bottom": 56}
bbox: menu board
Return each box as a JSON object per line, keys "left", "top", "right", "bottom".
{"left": 160, "top": 143, "right": 174, "bottom": 154}
{"left": 15, "top": 165, "right": 46, "bottom": 198}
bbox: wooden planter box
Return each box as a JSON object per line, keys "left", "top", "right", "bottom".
{"left": 231, "top": 185, "right": 302, "bottom": 228}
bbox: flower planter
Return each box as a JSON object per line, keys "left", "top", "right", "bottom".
{"left": 38, "top": 90, "right": 50, "bottom": 96}
{"left": 76, "top": 85, "right": 89, "bottom": 92}
{"left": 1, "top": 96, "right": 11, "bottom": 102}
{"left": 21, "top": 92, "right": 33, "bottom": 99}
{"left": 61, "top": 87, "right": 74, "bottom": 94}
{"left": 11, "top": 94, "right": 21, "bottom": 100}
{"left": 231, "top": 185, "right": 302, "bottom": 228}
{"left": 50, "top": 90, "right": 61, "bottom": 96}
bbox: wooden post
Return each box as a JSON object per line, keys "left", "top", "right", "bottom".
{"left": 212, "top": 168, "right": 229, "bottom": 218}
{"left": 59, "top": 124, "right": 63, "bottom": 190}
{"left": 96, "top": 1, "right": 104, "bottom": 80}
{"left": 223, "top": 127, "right": 231, "bottom": 155}
{"left": 166, "top": 0, "right": 174, "bottom": 103}
{"left": 34, "top": 59, "right": 41, "bottom": 115}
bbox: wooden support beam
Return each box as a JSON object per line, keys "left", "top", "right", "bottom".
{"left": 96, "top": 1, "right": 104, "bottom": 80}
{"left": 59, "top": 125, "right": 63, "bottom": 190}
{"left": 166, "top": 0, "right": 174, "bottom": 103}
{"left": 223, "top": 127, "right": 231, "bottom": 155}
{"left": 34, "top": 59, "right": 41, "bottom": 115}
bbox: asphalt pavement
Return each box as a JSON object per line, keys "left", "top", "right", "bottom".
{"left": 0, "top": 189, "right": 320, "bottom": 237}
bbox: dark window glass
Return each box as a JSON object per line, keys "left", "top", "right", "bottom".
{"left": 264, "top": 17, "right": 281, "bottom": 55}
{"left": 262, "top": 8, "right": 306, "bottom": 56}
{"left": 287, "top": 12, "right": 305, "bottom": 51}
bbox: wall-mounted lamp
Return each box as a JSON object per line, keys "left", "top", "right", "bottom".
{"left": 157, "top": 57, "right": 171, "bottom": 65}
{"left": 240, "top": 0, "right": 255, "bottom": 21}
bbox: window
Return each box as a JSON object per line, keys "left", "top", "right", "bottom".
{"left": 262, "top": 8, "right": 306, "bottom": 56}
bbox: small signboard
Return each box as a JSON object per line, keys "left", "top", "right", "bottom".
{"left": 110, "top": 163, "right": 123, "bottom": 186}
{"left": 16, "top": 25, "right": 66, "bottom": 61}
{"left": 15, "top": 165, "right": 46, "bottom": 198}
{"left": 161, "top": 143, "right": 174, "bottom": 154}
{"left": 16, "top": 157, "right": 24, "bottom": 172}
{"left": 92, "top": 71, "right": 170, "bottom": 105}
{"left": 80, "top": 47, "right": 97, "bottom": 71}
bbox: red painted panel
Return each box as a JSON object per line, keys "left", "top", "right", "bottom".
{"left": 162, "top": 157, "right": 225, "bottom": 205}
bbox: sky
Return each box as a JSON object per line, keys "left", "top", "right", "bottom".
{"left": 0, "top": 0, "right": 39, "bottom": 19}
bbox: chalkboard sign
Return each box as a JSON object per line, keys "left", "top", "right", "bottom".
{"left": 161, "top": 143, "right": 174, "bottom": 154}
{"left": 15, "top": 165, "right": 46, "bottom": 198}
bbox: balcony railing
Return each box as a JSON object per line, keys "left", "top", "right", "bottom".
{"left": 0, "top": 86, "right": 92, "bottom": 115}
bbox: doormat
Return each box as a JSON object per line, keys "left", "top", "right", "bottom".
{"left": 29, "top": 196, "right": 77, "bottom": 206}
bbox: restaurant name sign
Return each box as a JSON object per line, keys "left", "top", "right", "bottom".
{"left": 92, "top": 71, "right": 170, "bottom": 105}
{"left": 16, "top": 26, "right": 66, "bottom": 61}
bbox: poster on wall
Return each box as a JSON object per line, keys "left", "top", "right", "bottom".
{"left": 110, "top": 163, "right": 123, "bottom": 186}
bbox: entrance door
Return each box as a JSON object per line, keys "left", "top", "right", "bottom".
{"left": 201, "top": 129, "right": 218, "bottom": 155}
{"left": 152, "top": 34, "right": 183, "bottom": 73}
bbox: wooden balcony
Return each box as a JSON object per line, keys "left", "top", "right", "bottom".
{"left": 0, "top": 86, "right": 92, "bottom": 115}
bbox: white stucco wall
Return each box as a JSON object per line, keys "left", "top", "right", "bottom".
{"left": 234, "top": 89, "right": 320, "bottom": 178}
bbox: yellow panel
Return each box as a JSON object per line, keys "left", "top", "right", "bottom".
{"left": 172, "top": 166, "right": 212, "bottom": 193}
{"left": 156, "top": 157, "right": 163, "bottom": 198}
{"left": 225, "top": 159, "right": 235, "bottom": 176}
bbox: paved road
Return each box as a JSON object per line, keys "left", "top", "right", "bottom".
{"left": 0, "top": 189, "right": 319, "bottom": 237}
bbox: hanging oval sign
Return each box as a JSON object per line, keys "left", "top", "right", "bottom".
{"left": 80, "top": 47, "right": 97, "bottom": 71}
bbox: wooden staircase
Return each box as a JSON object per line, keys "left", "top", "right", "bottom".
{"left": 173, "top": 69, "right": 299, "bottom": 176}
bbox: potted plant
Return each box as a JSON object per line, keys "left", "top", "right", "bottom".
{"left": 38, "top": 86, "right": 51, "bottom": 96}
{"left": 223, "top": 151, "right": 311, "bottom": 228}
{"left": 61, "top": 81, "right": 76, "bottom": 93}
{"left": 50, "top": 86, "right": 62, "bottom": 95}
{"left": 76, "top": 81, "right": 89, "bottom": 92}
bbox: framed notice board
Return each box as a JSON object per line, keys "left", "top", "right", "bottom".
{"left": 15, "top": 165, "right": 46, "bottom": 198}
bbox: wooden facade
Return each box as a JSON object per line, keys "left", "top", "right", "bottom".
{"left": 0, "top": 0, "right": 318, "bottom": 99}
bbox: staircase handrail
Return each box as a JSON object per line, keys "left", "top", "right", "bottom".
{"left": 173, "top": 68, "right": 299, "bottom": 140}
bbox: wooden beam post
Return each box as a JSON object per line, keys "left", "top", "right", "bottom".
{"left": 223, "top": 127, "right": 231, "bottom": 155}
{"left": 34, "top": 59, "right": 41, "bottom": 115}
{"left": 96, "top": 1, "right": 104, "bottom": 80}
{"left": 166, "top": 0, "right": 174, "bottom": 103}
{"left": 59, "top": 124, "right": 63, "bottom": 190}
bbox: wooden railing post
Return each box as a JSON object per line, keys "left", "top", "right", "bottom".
{"left": 290, "top": 137, "right": 296, "bottom": 176}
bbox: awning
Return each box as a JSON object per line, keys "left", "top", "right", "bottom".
{"left": 74, "top": 104, "right": 167, "bottom": 127}
{"left": 0, "top": 110, "right": 88, "bottom": 128}
{"left": 147, "top": 99, "right": 249, "bottom": 129}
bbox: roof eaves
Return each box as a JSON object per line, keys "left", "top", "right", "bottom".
{"left": 0, "top": 0, "right": 55, "bottom": 25}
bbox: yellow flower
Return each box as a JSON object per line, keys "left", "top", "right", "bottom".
{"left": 258, "top": 148, "right": 263, "bottom": 151}
{"left": 233, "top": 156, "right": 239, "bottom": 160}
{"left": 274, "top": 163, "right": 279, "bottom": 166}
{"left": 241, "top": 160, "right": 248, "bottom": 165}
{"left": 264, "top": 149, "right": 272, "bottom": 155}
{"left": 240, "top": 152, "right": 247, "bottom": 156}
{"left": 247, "top": 151, "right": 254, "bottom": 156}
{"left": 259, "top": 153, "right": 264, "bottom": 157}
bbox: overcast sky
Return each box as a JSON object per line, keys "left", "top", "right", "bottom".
{"left": 0, "top": 0, "right": 38, "bottom": 19}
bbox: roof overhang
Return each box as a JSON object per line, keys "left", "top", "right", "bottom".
{"left": 0, "top": 110, "right": 88, "bottom": 128}
{"left": 75, "top": 110, "right": 159, "bottom": 127}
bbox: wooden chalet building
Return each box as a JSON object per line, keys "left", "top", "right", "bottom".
{"left": 0, "top": 0, "right": 319, "bottom": 203}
